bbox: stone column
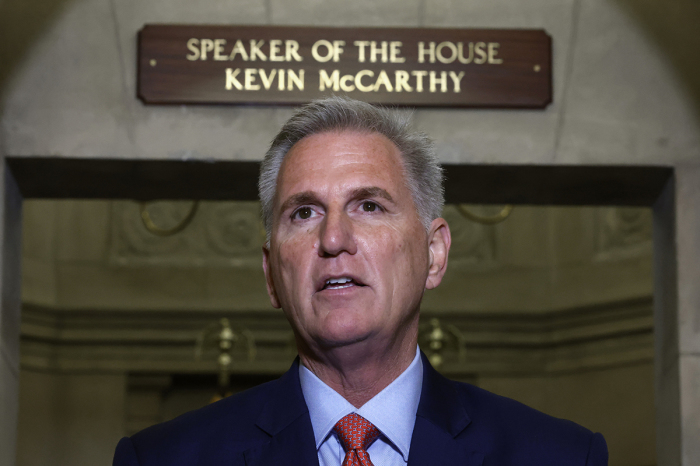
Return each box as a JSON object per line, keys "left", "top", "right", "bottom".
{"left": 0, "top": 160, "right": 23, "bottom": 466}
{"left": 654, "top": 166, "right": 700, "bottom": 466}
{"left": 675, "top": 166, "right": 700, "bottom": 465}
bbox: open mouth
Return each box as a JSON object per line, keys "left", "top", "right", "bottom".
{"left": 321, "top": 277, "right": 365, "bottom": 291}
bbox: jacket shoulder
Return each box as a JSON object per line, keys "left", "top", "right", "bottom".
{"left": 452, "top": 381, "right": 607, "bottom": 465}
{"left": 122, "top": 379, "right": 278, "bottom": 465}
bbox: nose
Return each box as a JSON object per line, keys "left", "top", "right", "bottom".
{"left": 318, "top": 209, "right": 357, "bottom": 257}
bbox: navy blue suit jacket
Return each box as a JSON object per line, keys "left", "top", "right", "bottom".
{"left": 113, "top": 353, "right": 608, "bottom": 465}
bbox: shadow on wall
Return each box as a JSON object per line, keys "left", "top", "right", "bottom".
{"left": 614, "top": 0, "right": 700, "bottom": 119}
{"left": 0, "top": 0, "right": 77, "bottom": 94}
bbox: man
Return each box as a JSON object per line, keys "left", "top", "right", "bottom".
{"left": 113, "top": 97, "right": 608, "bottom": 465}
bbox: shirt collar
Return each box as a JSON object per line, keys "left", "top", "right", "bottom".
{"left": 299, "top": 346, "right": 423, "bottom": 462}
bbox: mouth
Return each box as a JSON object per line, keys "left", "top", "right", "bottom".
{"left": 319, "top": 276, "right": 367, "bottom": 291}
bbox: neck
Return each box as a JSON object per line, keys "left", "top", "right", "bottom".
{"left": 298, "top": 323, "right": 418, "bottom": 408}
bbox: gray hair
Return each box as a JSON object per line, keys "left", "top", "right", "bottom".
{"left": 258, "top": 96, "right": 444, "bottom": 241}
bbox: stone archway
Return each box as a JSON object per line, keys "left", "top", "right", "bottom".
{"left": 1, "top": 157, "right": 686, "bottom": 464}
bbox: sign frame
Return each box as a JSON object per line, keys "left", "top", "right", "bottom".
{"left": 138, "top": 25, "right": 552, "bottom": 108}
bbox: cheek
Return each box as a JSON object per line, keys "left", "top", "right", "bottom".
{"left": 275, "top": 238, "right": 315, "bottom": 290}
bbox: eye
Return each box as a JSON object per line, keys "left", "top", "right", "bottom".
{"left": 294, "top": 207, "right": 313, "bottom": 220}
{"left": 362, "top": 201, "right": 378, "bottom": 212}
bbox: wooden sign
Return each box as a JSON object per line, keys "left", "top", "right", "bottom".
{"left": 138, "top": 25, "right": 551, "bottom": 108}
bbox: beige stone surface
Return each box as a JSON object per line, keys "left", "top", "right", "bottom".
{"left": 680, "top": 355, "right": 700, "bottom": 465}
{"left": 479, "top": 363, "right": 656, "bottom": 466}
{"left": 652, "top": 177, "right": 682, "bottom": 466}
{"left": 15, "top": 371, "right": 126, "bottom": 466}
{"left": 0, "top": 353, "right": 19, "bottom": 466}
{"left": 270, "top": 0, "right": 423, "bottom": 26}
{"left": 556, "top": 0, "right": 700, "bottom": 165}
{"left": 0, "top": 0, "right": 133, "bottom": 159}
{"left": 676, "top": 167, "right": 700, "bottom": 354}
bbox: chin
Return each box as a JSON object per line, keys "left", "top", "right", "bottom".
{"left": 315, "top": 323, "right": 375, "bottom": 349}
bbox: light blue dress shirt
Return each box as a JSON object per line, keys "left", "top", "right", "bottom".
{"left": 299, "top": 347, "right": 423, "bottom": 466}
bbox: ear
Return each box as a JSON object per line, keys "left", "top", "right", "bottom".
{"left": 425, "top": 218, "right": 451, "bottom": 290}
{"left": 262, "top": 245, "right": 281, "bottom": 309}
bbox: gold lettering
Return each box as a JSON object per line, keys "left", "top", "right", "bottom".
{"left": 449, "top": 71, "right": 465, "bottom": 93}
{"left": 312, "top": 40, "right": 345, "bottom": 63}
{"left": 214, "top": 39, "right": 227, "bottom": 61}
{"left": 287, "top": 69, "right": 304, "bottom": 91}
{"left": 285, "top": 40, "right": 303, "bottom": 62}
{"left": 418, "top": 42, "right": 435, "bottom": 64}
{"left": 374, "top": 70, "right": 393, "bottom": 92}
{"left": 370, "top": 41, "right": 388, "bottom": 63}
{"left": 488, "top": 42, "right": 503, "bottom": 64}
{"left": 474, "top": 42, "right": 487, "bottom": 64}
{"left": 340, "top": 74, "right": 355, "bottom": 92}
{"left": 319, "top": 69, "right": 340, "bottom": 91}
{"left": 458, "top": 42, "right": 473, "bottom": 64}
{"left": 225, "top": 68, "right": 242, "bottom": 90}
{"left": 332, "top": 40, "right": 345, "bottom": 62}
{"left": 245, "top": 68, "right": 260, "bottom": 90}
{"left": 229, "top": 40, "right": 249, "bottom": 61}
{"left": 389, "top": 41, "right": 405, "bottom": 63}
{"left": 355, "top": 70, "right": 374, "bottom": 92}
{"left": 429, "top": 71, "right": 447, "bottom": 93}
{"left": 200, "top": 39, "right": 214, "bottom": 60}
{"left": 269, "top": 40, "right": 284, "bottom": 62}
{"left": 354, "top": 41, "right": 370, "bottom": 63}
{"left": 394, "top": 70, "right": 412, "bottom": 92}
{"left": 278, "top": 69, "right": 285, "bottom": 90}
{"left": 436, "top": 41, "right": 457, "bottom": 64}
{"left": 312, "top": 40, "right": 334, "bottom": 63}
{"left": 411, "top": 70, "right": 427, "bottom": 92}
{"left": 250, "top": 39, "right": 267, "bottom": 61}
{"left": 259, "top": 69, "right": 277, "bottom": 90}
{"left": 186, "top": 38, "right": 200, "bottom": 60}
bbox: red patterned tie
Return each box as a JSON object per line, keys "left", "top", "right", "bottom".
{"left": 333, "top": 413, "right": 380, "bottom": 466}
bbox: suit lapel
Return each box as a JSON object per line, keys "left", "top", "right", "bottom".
{"left": 407, "top": 353, "right": 483, "bottom": 466}
{"left": 243, "top": 359, "right": 319, "bottom": 466}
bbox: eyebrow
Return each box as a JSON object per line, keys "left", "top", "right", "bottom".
{"left": 278, "top": 187, "right": 395, "bottom": 214}
{"left": 350, "top": 186, "right": 395, "bottom": 204}
{"left": 279, "top": 191, "right": 320, "bottom": 214}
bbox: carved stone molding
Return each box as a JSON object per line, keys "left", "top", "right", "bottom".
{"left": 108, "top": 201, "right": 498, "bottom": 269}
{"left": 109, "top": 201, "right": 264, "bottom": 267}
{"left": 441, "top": 205, "right": 497, "bottom": 266}
{"left": 595, "top": 207, "right": 652, "bottom": 261}
{"left": 20, "top": 298, "right": 652, "bottom": 378}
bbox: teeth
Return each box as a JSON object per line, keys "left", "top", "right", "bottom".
{"left": 326, "top": 277, "right": 352, "bottom": 285}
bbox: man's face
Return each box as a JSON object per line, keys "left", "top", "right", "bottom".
{"left": 262, "top": 131, "right": 450, "bottom": 352}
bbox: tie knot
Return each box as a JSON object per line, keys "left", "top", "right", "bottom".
{"left": 333, "top": 413, "right": 380, "bottom": 453}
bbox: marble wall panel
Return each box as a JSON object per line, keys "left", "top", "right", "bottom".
{"left": 269, "top": 0, "right": 422, "bottom": 26}
{"left": 0, "top": 352, "right": 18, "bottom": 466}
{"left": 676, "top": 166, "right": 700, "bottom": 354}
{"left": 479, "top": 363, "right": 656, "bottom": 466}
{"left": 557, "top": 0, "right": 700, "bottom": 165}
{"left": 0, "top": 0, "right": 133, "bottom": 159}
{"left": 15, "top": 372, "right": 126, "bottom": 466}
{"left": 680, "top": 355, "right": 700, "bottom": 465}
{"left": 1, "top": 166, "right": 22, "bottom": 374}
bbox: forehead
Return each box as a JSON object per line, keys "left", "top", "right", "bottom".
{"left": 276, "top": 131, "right": 408, "bottom": 199}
